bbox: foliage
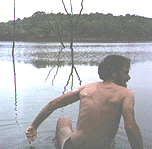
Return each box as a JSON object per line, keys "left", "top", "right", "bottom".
{"left": 1, "top": 11, "right": 152, "bottom": 42}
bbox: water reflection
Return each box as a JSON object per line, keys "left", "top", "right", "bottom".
{"left": 25, "top": 51, "right": 152, "bottom": 69}
{"left": 0, "top": 42, "right": 152, "bottom": 69}
{"left": 0, "top": 42, "right": 152, "bottom": 148}
{"left": 29, "top": 60, "right": 65, "bottom": 68}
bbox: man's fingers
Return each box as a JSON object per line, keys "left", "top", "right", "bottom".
{"left": 27, "top": 136, "right": 32, "bottom": 144}
{"left": 25, "top": 131, "right": 33, "bottom": 144}
{"left": 25, "top": 131, "right": 31, "bottom": 136}
{"left": 32, "top": 135, "right": 36, "bottom": 142}
{"left": 25, "top": 127, "right": 37, "bottom": 144}
{"left": 26, "top": 134, "right": 36, "bottom": 144}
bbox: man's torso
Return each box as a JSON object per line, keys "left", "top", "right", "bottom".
{"left": 70, "top": 81, "right": 130, "bottom": 148}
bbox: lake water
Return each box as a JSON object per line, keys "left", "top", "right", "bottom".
{"left": 0, "top": 41, "right": 152, "bottom": 149}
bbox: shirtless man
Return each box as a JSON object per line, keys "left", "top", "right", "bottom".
{"left": 25, "top": 55, "right": 143, "bottom": 149}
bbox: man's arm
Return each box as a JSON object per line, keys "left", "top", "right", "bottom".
{"left": 32, "top": 88, "right": 80, "bottom": 128}
{"left": 122, "top": 90, "right": 143, "bottom": 149}
{"left": 25, "top": 88, "right": 80, "bottom": 143}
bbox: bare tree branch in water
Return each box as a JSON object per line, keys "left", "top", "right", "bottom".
{"left": 45, "top": 14, "right": 65, "bottom": 48}
{"left": 46, "top": 0, "right": 84, "bottom": 93}
{"left": 61, "top": 0, "right": 84, "bottom": 93}
{"left": 12, "top": 0, "right": 19, "bottom": 126}
{"left": 63, "top": 66, "right": 82, "bottom": 93}
{"left": 45, "top": 13, "right": 66, "bottom": 84}
{"left": 12, "top": 0, "right": 17, "bottom": 108}
{"left": 45, "top": 46, "right": 65, "bottom": 85}
{"left": 75, "top": 0, "right": 84, "bottom": 25}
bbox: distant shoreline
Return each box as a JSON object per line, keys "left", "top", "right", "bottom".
{"left": 1, "top": 37, "right": 152, "bottom": 43}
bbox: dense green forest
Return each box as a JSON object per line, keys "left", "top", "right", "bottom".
{"left": 1, "top": 11, "right": 152, "bottom": 42}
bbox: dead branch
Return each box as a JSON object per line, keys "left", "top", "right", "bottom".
{"left": 12, "top": 0, "right": 19, "bottom": 126}
{"left": 45, "top": 65, "right": 55, "bottom": 82}
{"left": 74, "top": 66, "right": 82, "bottom": 85}
{"left": 45, "top": 14, "right": 65, "bottom": 48}
{"left": 61, "top": 0, "right": 83, "bottom": 93}
{"left": 45, "top": 46, "right": 65, "bottom": 83}
{"left": 70, "top": 0, "right": 74, "bottom": 15}
{"left": 63, "top": 67, "right": 73, "bottom": 93}
{"left": 75, "top": 0, "right": 84, "bottom": 26}
{"left": 12, "top": 0, "right": 17, "bottom": 106}
{"left": 61, "top": 0, "right": 70, "bottom": 15}
{"left": 45, "top": 13, "right": 66, "bottom": 83}
{"left": 63, "top": 65, "right": 82, "bottom": 93}
{"left": 51, "top": 46, "right": 65, "bottom": 85}
{"left": 12, "top": 0, "right": 17, "bottom": 100}
{"left": 45, "top": 0, "right": 83, "bottom": 93}
{"left": 51, "top": 14, "right": 65, "bottom": 48}
{"left": 61, "top": 0, "right": 73, "bottom": 24}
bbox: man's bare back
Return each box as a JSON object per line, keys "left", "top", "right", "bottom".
{"left": 25, "top": 55, "right": 143, "bottom": 149}
{"left": 70, "top": 81, "right": 131, "bottom": 148}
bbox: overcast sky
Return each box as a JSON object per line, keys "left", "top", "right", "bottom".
{"left": 0, "top": 0, "right": 151, "bottom": 22}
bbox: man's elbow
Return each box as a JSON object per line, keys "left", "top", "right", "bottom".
{"left": 47, "top": 100, "right": 58, "bottom": 111}
{"left": 125, "top": 125, "right": 134, "bottom": 133}
{"left": 124, "top": 123, "right": 138, "bottom": 132}
{"left": 124, "top": 122, "right": 139, "bottom": 132}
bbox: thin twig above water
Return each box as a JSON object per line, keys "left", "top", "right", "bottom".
{"left": 45, "top": 0, "right": 84, "bottom": 93}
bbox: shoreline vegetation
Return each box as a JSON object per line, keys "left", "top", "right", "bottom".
{"left": 1, "top": 11, "right": 152, "bottom": 43}
{"left": 17, "top": 37, "right": 152, "bottom": 43}
{"left": 2, "top": 37, "right": 152, "bottom": 43}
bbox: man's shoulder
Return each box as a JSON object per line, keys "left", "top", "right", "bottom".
{"left": 116, "top": 85, "right": 133, "bottom": 96}
{"left": 123, "top": 87, "right": 133, "bottom": 94}
{"left": 79, "top": 82, "right": 98, "bottom": 87}
{"left": 74, "top": 82, "right": 98, "bottom": 91}
{"left": 121, "top": 87, "right": 134, "bottom": 99}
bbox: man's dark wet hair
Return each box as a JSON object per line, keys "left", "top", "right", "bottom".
{"left": 98, "top": 55, "right": 131, "bottom": 81}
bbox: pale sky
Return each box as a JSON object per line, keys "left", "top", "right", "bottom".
{"left": 0, "top": 0, "right": 151, "bottom": 23}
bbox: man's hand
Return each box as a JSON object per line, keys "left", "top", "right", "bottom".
{"left": 25, "top": 125, "right": 37, "bottom": 144}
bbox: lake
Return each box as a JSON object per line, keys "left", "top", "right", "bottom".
{"left": 0, "top": 41, "right": 152, "bottom": 149}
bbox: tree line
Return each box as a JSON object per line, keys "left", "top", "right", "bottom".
{"left": 1, "top": 11, "right": 152, "bottom": 42}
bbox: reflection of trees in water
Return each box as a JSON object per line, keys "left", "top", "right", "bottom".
{"left": 25, "top": 51, "right": 152, "bottom": 68}
{"left": 30, "top": 59, "right": 66, "bottom": 68}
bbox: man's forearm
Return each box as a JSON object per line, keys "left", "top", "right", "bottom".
{"left": 31, "top": 101, "right": 56, "bottom": 129}
{"left": 125, "top": 126, "right": 143, "bottom": 149}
